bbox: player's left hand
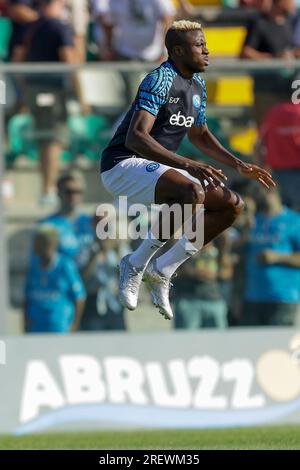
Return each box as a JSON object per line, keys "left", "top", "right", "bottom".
{"left": 237, "top": 163, "right": 276, "bottom": 189}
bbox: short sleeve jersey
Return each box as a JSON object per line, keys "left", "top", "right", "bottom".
{"left": 101, "top": 59, "right": 207, "bottom": 172}
{"left": 25, "top": 254, "right": 86, "bottom": 333}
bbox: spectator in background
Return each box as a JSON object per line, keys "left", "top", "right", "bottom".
{"left": 7, "top": 0, "right": 40, "bottom": 61}
{"left": 40, "top": 171, "right": 94, "bottom": 268}
{"left": 240, "top": 0, "right": 297, "bottom": 124}
{"left": 80, "top": 226, "right": 129, "bottom": 331}
{"left": 97, "top": 0, "right": 175, "bottom": 101}
{"left": 241, "top": 186, "right": 300, "bottom": 326}
{"left": 255, "top": 88, "right": 300, "bottom": 211}
{"left": 241, "top": 0, "right": 296, "bottom": 60}
{"left": 99, "top": 0, "right": 175, "bottom": 62}
{"left": 8, "top": 0, "right": 89, "bottom": 61}
{"left": 24, "top": 225, "right": 86, "bottom": 333}
{"left": 173, "top": 243, "right": 228, "bottom": 329}
{"left": 91, "top": 0, "right": 191, "bottom": 61}
{"left": 15, "top": 0, "right": 78, "bottom": 205}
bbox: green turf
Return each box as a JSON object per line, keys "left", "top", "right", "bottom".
{"left": 1, "top": 426, "right": 300, "bottom": 450}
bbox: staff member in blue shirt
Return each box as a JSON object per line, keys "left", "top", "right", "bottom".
{"left": 242, "top": 186, "right": 300, "bottom": 326}
{"left": 40, "top": 170, "right": 94, "bottom": 268}
{"left": 24, "top": 225, "right": 86, "bottom": 333}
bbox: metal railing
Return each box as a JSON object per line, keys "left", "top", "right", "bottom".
{"left": 0, "top": 58, "right": 300, "bottom": 72}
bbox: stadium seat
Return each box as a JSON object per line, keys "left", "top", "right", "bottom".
{"left": 0, "top": 17, "right": 12, "bottom": 60}
{"left": 207, "top": 76, "right": 254, "bottom": 106}
{"left": 77, "top": 70, "right": 127, "bottom": 110}
{"left": 201, "top": 27, "right": 253, "bottom": 108}
{"left": 7, "top": 113, "right": 37, "bottom": 163}
{"left": 204, "top": 27, "right": 247, "bottom": 57}
{"left": 229, "top": 126, "right": 257, "bottom": 155}
{"left": 68, "top": 113, "right": 111, "bottom": 161}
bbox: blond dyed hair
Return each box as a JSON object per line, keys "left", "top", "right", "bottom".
{"left": 171, "top": 20, "right": 202, "bottom": 31}
{"left": 165, "top": 20, "right": 203, "bottom": 55}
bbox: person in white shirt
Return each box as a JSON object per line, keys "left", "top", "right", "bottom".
{"left": 94, "top": 0, "right": 175, "bottom": 62}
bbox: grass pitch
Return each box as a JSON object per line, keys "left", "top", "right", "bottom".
{"left": 1, "top": 426, "right": 300, "bottom": 450}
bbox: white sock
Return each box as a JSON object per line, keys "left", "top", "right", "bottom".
{"left": 156, "top": 234, "right": 199, "bottom": 279}
{"left": 129, "top": 231, "right": 166, "bottom": 268}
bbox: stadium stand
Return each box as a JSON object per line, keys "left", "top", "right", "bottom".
{"left": 204, "top": 26, "right": 247, "bottom": 56}
{"left": 7, "top": 112, "right": 37, "bottom": 165}
{"left": 3, "top": 0, "right": 300, "bottom": 334}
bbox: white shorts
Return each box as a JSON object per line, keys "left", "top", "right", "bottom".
{"left": 101, "top": 157, "right": 202, "bottom": 207}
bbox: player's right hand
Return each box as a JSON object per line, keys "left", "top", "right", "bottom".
{"left": 187, "top": 162, "right": 228, "bottom": 189}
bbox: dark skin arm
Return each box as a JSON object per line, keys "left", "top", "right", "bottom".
{"left": 126, "top": 109, "right": 228, "bottom": 188}
{"left": 188, "top": 124, "right": 276, "bottom": 189}
{"left": 188, "top": 124, "right": 244, "bottom": 169}
{"left": 126, "top": 109, "right": 276, "bottom": 189}
{"left": 126, "top": 109, "right": 193, "bottom": 169}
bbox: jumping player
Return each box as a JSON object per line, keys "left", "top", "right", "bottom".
{"left": 100, "top": 20, "right": 275, "bottom": 320}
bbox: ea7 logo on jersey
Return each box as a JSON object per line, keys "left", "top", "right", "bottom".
{"left": 169, "top": 97, "right": 180, "bottom": 104}
{"left": 169, "top": 111, "right": 195, "bottom": 128}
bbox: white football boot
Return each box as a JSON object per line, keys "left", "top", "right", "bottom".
{"left": 118, "top": 254, "right": 145, "bottom": 310}
{"left": 143, "top": 261, "right": 174, "bottom": 320}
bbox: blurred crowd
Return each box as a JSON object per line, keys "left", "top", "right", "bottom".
{"left": 1, "top": 0, "right": 299, "bottom": 196}
{"left": 2, "top": 0, "right": 300, "bottom": 201}
{"left": 1, "top": 0, "right": 300, "bottom": 333}
{"left": 1, "top": 0, "right": 300, "bottom": 64}
{"left": 24, "top": 170, "right": 130, "bottom": 333}
{"left": 23, "top": 170, "right": 300, "bottom": 333}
